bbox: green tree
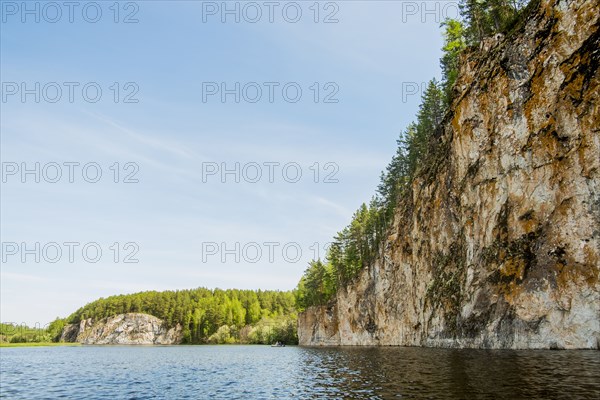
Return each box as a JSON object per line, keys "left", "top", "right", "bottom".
{"left": 47, "top": 318, "right": 67, "bottom": 342}
{"left": 441, "top": 19, "right": 467, "bottom": 103}
{"left": 460, "top": 0, "right": 522, "bottom": 43}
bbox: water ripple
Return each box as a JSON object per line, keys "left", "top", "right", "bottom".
{"left": 1, "top": 346, "right": 599, "bottom": 399}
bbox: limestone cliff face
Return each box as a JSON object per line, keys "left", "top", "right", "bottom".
{"left": 60, "top": 313, "right": 182, "bottom": 345}
{"left": 299, "top": 0, "right": 599, "bottom": 349}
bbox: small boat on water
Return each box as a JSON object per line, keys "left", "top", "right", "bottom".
{"left": 271, "top": 341, "right": 285, "bottom": 347}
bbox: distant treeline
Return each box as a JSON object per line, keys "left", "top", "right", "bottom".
{"left": 60, "top": 288, "right": 298, "bottom": 344}
{"left": 0, "top": 323, "right": 54, "bottom": 344}
{"left": 295, "top": 0, "right": 533, "bottom": 310}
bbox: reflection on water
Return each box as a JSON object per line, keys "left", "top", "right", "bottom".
{"left": 1, "top": 345, "right": 599, "bottom": 399}
{"left": 298, "top": 347, "right": 600, "bottom": 399}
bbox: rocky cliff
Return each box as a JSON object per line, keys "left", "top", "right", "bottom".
{"left": 61, "top": 313, "right": 182, "bottom": 345}
{"left": 299, "top": 0, "right": 599, "bottom": 349}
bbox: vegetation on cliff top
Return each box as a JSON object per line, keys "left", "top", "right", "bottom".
{"left": 295, "top": 0, "right": 532, "bottom": 310}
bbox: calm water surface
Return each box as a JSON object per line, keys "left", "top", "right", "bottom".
{"left": 1, "top": 345, "right": 599, "bottom": 399}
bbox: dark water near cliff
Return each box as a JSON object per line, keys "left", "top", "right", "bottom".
{"left": 1, "top": 346, "right": 599, "bottom": 399}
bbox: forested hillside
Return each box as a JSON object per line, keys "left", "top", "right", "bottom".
{"left": 60, "top": 288, "right": 297, "bottom": 344}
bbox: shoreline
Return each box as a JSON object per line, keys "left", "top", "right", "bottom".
{"left": 0, "top": 342, "right": 81, "bottom": 348}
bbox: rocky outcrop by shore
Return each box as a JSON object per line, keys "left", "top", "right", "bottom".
{"left": 60, "top": 313, "right": 182, "bottom": 345}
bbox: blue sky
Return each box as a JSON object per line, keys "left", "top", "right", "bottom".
{"left": 1, "top": 0, "right": 456, "bottom": 326}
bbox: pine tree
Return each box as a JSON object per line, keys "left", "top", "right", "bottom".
{"left": 441, "top": 19, "right": 466, "bottom": 103}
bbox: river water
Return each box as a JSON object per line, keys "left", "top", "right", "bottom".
{"left": 1, "top": 345, "right": 599, "bottom": 399}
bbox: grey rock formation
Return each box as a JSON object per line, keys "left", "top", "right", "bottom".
{"left": 61, "top": 313, "right": 182, "bottom": 345}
